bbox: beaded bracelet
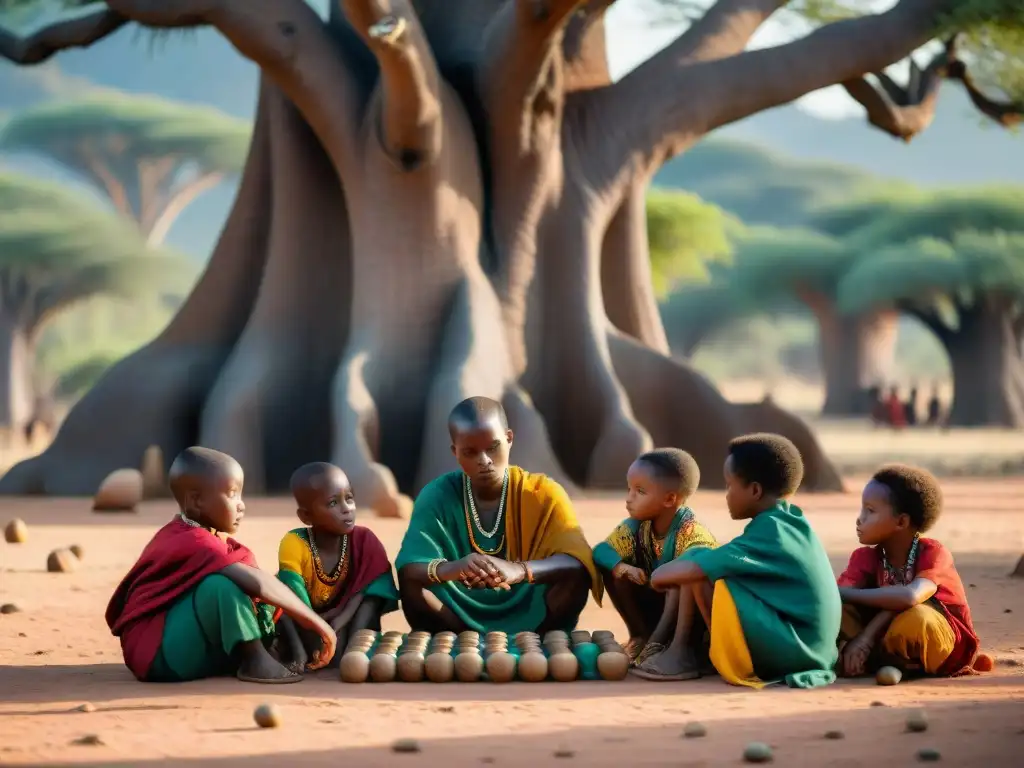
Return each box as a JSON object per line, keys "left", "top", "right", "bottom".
{"left": 427, "top": 558, "right": 447, "bottom": 584}
{"left": 517, "top": 560, "right": 534, "bottom": 584}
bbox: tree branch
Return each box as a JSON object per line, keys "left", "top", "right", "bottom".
{"left": 341, "top": 0, "right": 443, "bottom": 171}
{"left": 562, "top": 0, "right": 614, "bottom": 92}
{"left": 0, "top": 7, "right": 127, "bottom": 65}
{"left": 137, "top": 156, "right": 179, "bottom": 234}
{"left": 901, "top": 302, "right": 953, "bottom": 346}
{"left": 841, "top": 36, "right": 956, "bottom": 142}
{"left": 669, "top": 0, "right": 787, "bottom": 64}
{"left": 146, "top": 172, "right": 224, "bottom": 246}
{"left": 947, "top": 58, "right": 1024, "bottom": 129}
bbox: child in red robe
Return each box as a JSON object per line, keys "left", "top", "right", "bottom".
{"left": 105, "top": 447, "right": 336, "bottom": 684}
{"left": 837, "top": 464, "right": 982, "bottom": 678}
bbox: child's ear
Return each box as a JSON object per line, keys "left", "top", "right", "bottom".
{"left": 749, "top": 481, "right": 763, "bottom": 501}
{"left": 664, "top": 491, "right": 680, "bottom": 509}
{"left": 296, "top": 507, "right": 313, "bottom": 526}
{"left": 895, "top": 513, "right": 911, "bottom": 531}
{"left": 450, "top": 443, "right": 457, "bottom": 457}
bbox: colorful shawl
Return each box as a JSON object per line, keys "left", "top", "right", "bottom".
{"left": 593, "top": 507, "right": 717, "bottom": 574}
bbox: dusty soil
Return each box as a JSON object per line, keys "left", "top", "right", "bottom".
{"left": 1, "top": 480, "right": 1022, "bottom": 767}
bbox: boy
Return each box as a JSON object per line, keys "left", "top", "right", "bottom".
{"left": 105, "top": 447, "right": 336, "bottom": 684}
{"left": 837, "top": 464, "right": 981, "bottom": 677}
{"left": 592, "top": 448, "right": 717, "bottom": 678}
{"left": 277, "top": 462, "right": 399, "bottom": 670}
{"left": 649, "top": 433, "right": 841, "bottom": 688}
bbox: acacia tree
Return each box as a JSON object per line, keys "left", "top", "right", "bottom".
{"left": 0, "top": 93, "right": 251, "bottom": 245}
{"left": 0, "top": 0, "right": 1019, "bottom": 508}
{"left": 0, "top": 171, "right": 192, "bottom": 432}
{"left": 836, "top": 192, "right": 1024, "bottom": 427}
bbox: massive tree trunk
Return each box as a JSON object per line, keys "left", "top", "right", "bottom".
{"left": 0, "top": 313, "right": 35, "bottom": 434}
{"left": 943, "top": 297, "right": 1024, "bottom": 428}
{"left": 5, "top": 0, "right": 962, "bottom": 502}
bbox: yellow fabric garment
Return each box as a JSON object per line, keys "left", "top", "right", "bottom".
{"left": 278, "top": 530, "right": 342, "bottom": 611}
{"left": 504, "top": 466, "right": 603, "bottom": 605}
{"left": 841, "top": 603, "right": 955, "bottom": 675}
{"left": 709, "top": 580, "right": 766, "bottom": 689}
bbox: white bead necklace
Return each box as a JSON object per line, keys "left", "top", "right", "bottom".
{"left": 463, "top": 469, "right": 508, "bottom": 538}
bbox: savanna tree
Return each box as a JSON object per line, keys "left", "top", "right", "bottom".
{"left": 0, "top": 93, "right": 251, "bottom": 245}
{"left": 836, "top": 190, "right": 1024, "bottom": 427}
{"left": 0, "top": 171, "right": 192, "bottom": 432}
{"left": 0, "top": 0, "right": 1020, "bottom": 507}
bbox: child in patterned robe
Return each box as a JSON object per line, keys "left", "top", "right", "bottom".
{"left": 593, "top": 448, "right": 717, "bottom": 679}
{"left": 276, "top": 462, "right": 398, "bottom": 670}
{"left": 837, "top": 464, "right": 983, "bottom": 678}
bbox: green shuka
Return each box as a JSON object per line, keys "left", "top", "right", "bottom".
{"left": 681, "top": 500, "right": 842, "bottom": 689}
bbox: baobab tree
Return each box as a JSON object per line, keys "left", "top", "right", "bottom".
{"left": 0, "top": 93, "right": 251, "bottom": 245}
{"left": 0, "top": 0, "right": 1019, "bottom": 513}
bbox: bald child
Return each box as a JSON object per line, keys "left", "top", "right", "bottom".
{"left": 105, "top": 447, "right": 336, "bottom": 684}
{"left": 276, "top": 462, "right": 399, "bottom": 671}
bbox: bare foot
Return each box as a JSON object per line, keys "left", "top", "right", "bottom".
{"left": 632, "top": 641, "right": 664, "bottom": 668}
{"left": 237, "top": 646, "right": 304, "bottom": 684}
{"left": 624, "top": 637, "right": 647, "bottom": 662}
{"left": 630, "top": 645, "right": 701, "bottom": 681}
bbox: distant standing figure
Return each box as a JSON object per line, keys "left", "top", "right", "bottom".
{"left": 886, "top": 386, "right": 906, "bottom": 430}
{"left": 926, "top": 385, "right": 943, "bottom": 427}
{"left": 868, "top": 385, "right": 886, "bottom": 428}
{"left": 904, "top": 387, "right": 919, "bottom": 427}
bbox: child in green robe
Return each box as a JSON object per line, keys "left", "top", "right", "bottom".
{"left": 592, "top": 448, "right": 717, "bottom": 676}
{"left": 650, "top": 433, "right": 841, "bottom": 688}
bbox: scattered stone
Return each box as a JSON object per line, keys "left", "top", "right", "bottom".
{"left": 92, "top": 469, "right": 143, "bottom": 512}
{"left": 392, "top": 738, "right": 421, "bottom": 753}
{"left": 70, "top": 544, "right": 85, "bottom": 560}
{"left": 4, "top": 518, "right": 27, "bottom": 543}
{"left": 996, "top": 656, "right": 1022, "bottom": 668}
{"left": 683, "top": 722, "right": 707, "bottom": 738}
{"left": 72, "top": 734, "right": 103, "bottom": 746}
{"left": 0, "top": 603, "right": 21, "bottom": 614}
{"left": 481, "top": 759, "right": 495, "bottom": 764}
{"left": 743, "top": 742, "right": 773, "bottom": 763}
{"left": 876, "top": 665, "right": 903, "bottom": 686}
{"left": 969, "top": 583, "right": 977, "bottom": 588}
{"left": 1005, "top": 609, "right": 1013, "bottom": 614}
{"left": 47, "top": 548, "right": 77, "bottom": 573}
{"left": 554, "top": 748, "right": 575, "bottom": 758}
{"left": 870, "top": 701, "right": 887, "bottom": 707}
{"left": 917, "top": 747, "right": 941, "bottom": 762}
{"left": 253, "top": 703, "right": 281, "bottom": 728}
{"left": 824, "top": 730, "right": 845, "bottom": 740}
{"left": 75, "top": 703, "right": 96, "bottom": 713}
{"left": 906, "top": 709, "right": 929, "bottom": 733}
{"left": 973, "top": 653, "right": 995, "bottom": 671}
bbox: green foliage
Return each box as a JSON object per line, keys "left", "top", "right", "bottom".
{"left": 645, "top": 189, "right": 733, "bottom": 296}
{"left": 729, "top": 225, "right": 851, "bottom": 299}
{"left": 51, "top": 351, "right": 117, "bottom": 400}
{"left": 0, "top": 93, "right": 252, "bottom": 174}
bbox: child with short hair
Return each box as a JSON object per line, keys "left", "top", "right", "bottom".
{"left": 277, "top": 462, "right": 398, "bottom": 670}
{"left": 837, "top": 464, "right": 982, "bottom": 677}
{"left": 593, "top": 448, "right": 717, "bottom": 679}
{"left": 105, "top": 447, "right": 336, "bottom": 684}
{"left": 650, "top": 433, "right": 842, "bottom": 689}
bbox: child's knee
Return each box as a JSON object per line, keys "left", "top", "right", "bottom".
{"left": 195, "top": 573, "right": 246, "bottom": 602}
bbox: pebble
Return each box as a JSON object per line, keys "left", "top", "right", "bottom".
{"left": 72, "top": 734, "right": 103, "bottom": 746}
{"left": 824, "top": 730, "right": 844, "bottom": 740}
{"left": 4, "top": 518, "right": 27, "bottom": 543}
{"left": 917, "top": 747, "right": 941, "bottom": 762}
{"left": 392, "top": 738, "right": 421, "bottom": 753}
{"left": 0, "top": 603, "right": 21, "bottom": 614}
{"left": 743, "top": 742, "right": 773, "bottom": 763}
{"left": 70, "top": 544, "right": 84, "bottom": 560}
{"left": 76, "top": 703, "right": 96, "bottom": 713}
{"left": 876, "top": 665, "right": 903, "bottom": 686}
{"left": 253, "top": 703, "right": 281, "bottom": 728}
{"left": 870, "top": 701, "right": 887, "bottom": 707}
{"left": 906, "top": 709, "right": 929, "bottom": 733}
{"left": 554, "top": 748, "right": 575, "bottom": 758}
{"left": 47, "top": 548, "right": 77, "bottom": 573}
{"left": 683, "top": 722, "right": 707, "bottom": 738}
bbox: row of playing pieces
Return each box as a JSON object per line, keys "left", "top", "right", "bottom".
{"left": 339, "top": 630, "right": 632, "bottom": 683}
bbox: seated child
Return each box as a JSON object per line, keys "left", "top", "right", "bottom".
{"left": 105, "top": 447, "right": 337, "bottom": 684}
{"left": 837, "top": 464, "right": 981, "bottom": 678}
{"left": 277, "top": 462, "right": 399, "bottom": 670}
{"left": 649, "top": 433, "right": 841, "bottom": 689}
{"left": 592, "top": 448, "right": 717, "bottom": 679}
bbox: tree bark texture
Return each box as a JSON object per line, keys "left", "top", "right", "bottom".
{"left": 0, "top": 313, "right": 35, "bottom": 433}
{"left": 0, "top": 0, "right": 949, "bottom": 504}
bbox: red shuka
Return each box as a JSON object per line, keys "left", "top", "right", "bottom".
{"left": 838, "top": 538, "right": 979, "bottom": 675}
{"left": 319, "top": 526, "right": 393, "bottom": 614}
{"left": 105, "top": 518, "right": 260, "bottom": 681}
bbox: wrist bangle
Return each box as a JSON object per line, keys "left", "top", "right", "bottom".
{"left": 427, "top": 558, "right": 446, "bottom": 584}
{"left": 518, "top": 560, "right": 534, "bottom": 584}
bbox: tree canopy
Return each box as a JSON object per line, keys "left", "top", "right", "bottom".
{"left": 645, "top": 189, "right": 733, "bottom": 296}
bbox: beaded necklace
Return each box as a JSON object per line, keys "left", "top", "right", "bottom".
{"left": 308, "top": 531, "right": 350, "bottom": 586}
{"left": 880, "top": 534, "right": 920, "bottom": 586}
{"left": 643, "top": 508, "right": 694, "bottom": 569}
{"left": 463, "top": 470, "right": 508, "bottom": 556}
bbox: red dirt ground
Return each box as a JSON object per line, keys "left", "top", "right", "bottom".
{"left": 1, "top": 479, "right": 1022, "bottom": 766}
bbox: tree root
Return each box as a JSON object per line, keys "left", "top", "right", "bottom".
{"left": 198, "top": 85, "right": 351, "bottom": 493}
{"left": 0, "top": 82, "right": 276, "bottom": 495}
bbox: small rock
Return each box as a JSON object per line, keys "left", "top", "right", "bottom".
{"left": 824, "top": 730, "right": 845, "bottom": 740}
{"left": 72, "top": 734, "right": 103, "bottom": 746}
{"left": 683, "top": 722, "right": 707, "bottom": 738}
{"left": 917, "top": 747, "right": 941, "bottom": 762}
{"left": 4, "top": 518, "right": 27, "bottom": 543}
{"left": 968, "top": 583, "right": 977, "bottom": 588}
{"left": 553, "top": 748, "right": 575, "bottom": 758}
{"left": 92, "top": 468, "right": 143, "bottom": 512}
{"left": 870, "top": 700, "right": 887, "bottom": 707}
{"left": 0, "top": 603, "right": 21, "bottom": 614}
{"left": 1004, "top": 609, "right": 1012, "bottom": 614}
{"left": 392, "top": 738, "right": 421, "bottom": 753}
{"left": 253, "top": 703, "right": 281, "bottom": 728}
{"left": 481, "top": 759, "right": 495, "bottom": 765}
{"left": 906, "top": 709, "right": 929, "bottom": 733}
{"left": 743, "top": 742, "right": 773, "bottom": 763}
{"left": 47, "top": 549, "right": 77, "bottom": 573}
{"left": 876, "top": 665, "right": 903, "bottom": 686}
{"left": 76, "top": 703, "right": 96, "bottom": 713}
{"left": 70, "top": 544, "right": 84, "bottom": 560}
